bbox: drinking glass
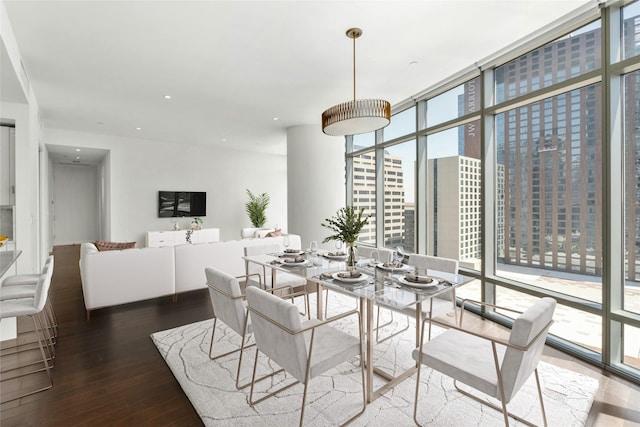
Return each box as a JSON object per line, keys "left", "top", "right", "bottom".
{"left": 309, "top": 241, "right": 319, "bottom": 265}
{"left": 335, "top": 240, "right": 343, "bottom": 253}
{"left": 370, "top": 250, "right": 379, "bottom": 265}
{"left": 283, "top": 234, "right": 290, "bottom": 250}
{"left": 392, "top": 250, "right": 399, "bottom": 265}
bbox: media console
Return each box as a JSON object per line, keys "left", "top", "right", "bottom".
{"left": 146, "top": 228, "right": 220, "bottom": 247}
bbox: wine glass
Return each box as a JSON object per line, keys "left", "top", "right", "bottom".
{"left": 370, "top": 250, "right": 379, "bottom": 266}
{"left": 310, "top": 241, "right": 318, "bottom": 254}
{"left": 334, "top": 240, "right": 343, "bottom": 254}
{"left": 392, "top": 250, "right": 399, "bottom": 266}
{"left": 283, "top": 234, "right": 290, "bottom": 251}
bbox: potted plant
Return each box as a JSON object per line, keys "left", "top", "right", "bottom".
{"left": 321, "top": 206, "right": 370, "bottom": 269}
{"left": 191, "top": 217, "right": 203, "bottom": 230}
{"left": 245, "top": 189, "right": 270, "bottom": 228}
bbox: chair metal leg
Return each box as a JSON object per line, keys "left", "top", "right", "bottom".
{"left": 0, "top": 315, "right": 53, "bottom": 404}
{"left": 208, "top": 317, "right": 256, "bottom": 389}
{"left": 248, "top": 347, "right": 295, "bottom": 407}
{"left": 452, "top": 379, "right": 544, "bottom": 427}
{"left": 375, "top": 306, "right": 409, "bottom": 343}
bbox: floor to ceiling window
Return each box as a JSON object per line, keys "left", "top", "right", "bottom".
{"left": 345, "top": 0, "right": 640, "bottom": 383}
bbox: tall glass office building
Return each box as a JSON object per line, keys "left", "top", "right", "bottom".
{"left": 347, "top": 1, "right": 640, "bottom": 383}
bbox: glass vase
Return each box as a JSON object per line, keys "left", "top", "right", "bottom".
{"left": 347, "top": 242, "right": 357, "bottom": 271}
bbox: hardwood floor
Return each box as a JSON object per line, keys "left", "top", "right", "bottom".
{"left": 1, "top": 244, "right": 639, "bottom": 426}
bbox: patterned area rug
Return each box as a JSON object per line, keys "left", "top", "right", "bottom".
{"left": 151, "top": 294, "right": 598, "bottom": 426}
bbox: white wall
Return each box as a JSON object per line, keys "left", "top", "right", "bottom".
{"left": 287, "top": 125, "right": 345, "bottom": 251}
{"left": 1, "top": 1, "right": 46, "bottom": 275}
{"left": 44, "top": 129, "right": 289, "bottom": 246}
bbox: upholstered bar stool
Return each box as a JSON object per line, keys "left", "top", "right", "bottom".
{"left": 1, "top": 256, "right": 57, "bottom": 341}
{"left": 0, "top": 273, "right": 54, "bottom": 403}
{"left": 2, "top": 255, "right": 54, "bottom": 287}
{"left": 0, "top": 257, "right": 57, "bottom": 353}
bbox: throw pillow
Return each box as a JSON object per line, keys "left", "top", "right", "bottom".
{"left": 94, "top": 240, "right": 137, "bottom": 251}
{"left": 264, "top": 229, "right": 282, "bottom": 238}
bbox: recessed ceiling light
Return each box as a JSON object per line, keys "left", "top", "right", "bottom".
{"left": 273, "top": 117, "right": 279, "bottom": 121}
{"left": 222, "top": 138, "right": 227, "bottom": 142}
{"left": 163, "top": 95, "right": 172, "bottom": 99}
{"left": 136, "top": 127, "right": 142, "bottom": 130}
{"left": 75, "top": 156, "right": 80, "bottom": 160}
{"left": 76, "top": 148, "right": 81, "bottom": 152}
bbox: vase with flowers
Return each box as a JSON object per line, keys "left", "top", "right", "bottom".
{"left": 321, "top": 206, "right": 370, "bottom": 270}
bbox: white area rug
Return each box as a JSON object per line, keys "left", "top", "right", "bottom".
{"left": 151, "top": 293, "right": 599, "bottom": 426}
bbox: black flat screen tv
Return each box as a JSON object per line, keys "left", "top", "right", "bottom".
{"left": 158, "top": 191, "right": 206, "bottom": 218}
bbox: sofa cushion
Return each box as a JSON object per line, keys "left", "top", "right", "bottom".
{"left": 264, "top": 229, "right": 282, "bottom": 237}
{"left": 94, "top": 240, "right": 136, "bottom": 251}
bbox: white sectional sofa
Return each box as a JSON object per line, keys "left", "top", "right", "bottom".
{"left": 79, "top": 234, "right": 302, "bottom": 319}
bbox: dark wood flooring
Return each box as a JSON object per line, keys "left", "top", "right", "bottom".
{"left": 1, "top": 244, "right": 639, "bottom": 426}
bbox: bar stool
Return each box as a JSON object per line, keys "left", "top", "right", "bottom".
{"left": 0, "top": 272, "right": 54, "bottom": 403}
{"left": 1, "top": 256, "right": 57, "bottom": 341}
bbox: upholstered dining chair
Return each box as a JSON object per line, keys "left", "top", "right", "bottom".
{"left": 375, "top": 254, "right": 459, "bottom": 343}
{"left": 243, "top": 243, "right": 309, "bottom": 318}
{"left": 412, "top": 297, "right": 557, "bottom": 427}
{"left": 205, "top": 267, "right": 303, "bottom": 389}
{"left": 245, "top": 286, "right": 366, "bottom": 427}
{"left": 0, "top": 268, "right": 54, "bottom": 403}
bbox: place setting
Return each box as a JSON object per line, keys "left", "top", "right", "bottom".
{"left": 277, "top": 255, "right": 310, "bottom": 267}
{"left": 396, "top": 272, "right": 439, "bottom": 290}
{"left": 319, "top": 269, "right": 369, "bottom": 286}
{"left": 323, "top": 241, "right": 348, "bottom": 260}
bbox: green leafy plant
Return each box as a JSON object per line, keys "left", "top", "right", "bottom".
{"left": 321, "top": 206, "right": 370, "bottom": 244}
{"left": 321, "top": 206, "right": 370, "bottom": 266}
{"left": 245, "top": 189, "right": 270, "bottom": 228}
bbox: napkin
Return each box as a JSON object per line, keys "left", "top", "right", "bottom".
{"left": 338, "top": 271, "right": 362, "bottom": 279}
{"left": 285, "top": 248, "right": 301, "bottom": 253}
{"left": 327, "top": 251, "right": 346, "bottom": 256}
{"left": 382, "top": 261, "right": 404, "bottom": 268}
{"left": 404, "top": 273, "right": 433, "bottom": 283}
{"left": 284, "top": 256, "right": 305, "bottom": 263}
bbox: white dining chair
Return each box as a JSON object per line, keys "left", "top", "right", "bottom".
{"left": 413, "top": 297, "right": 556, "bottom": 426}
{"left": 205, "top": 266, "right": 305, "bottom": 389}
{"left": 244, "top": 243, "right": 310, "bottom": 318}
{"left": 375, "top": 254, "right": 458, "bottom": 343}
{"left": 246, "top": 286, "right": 366, "bottom": 426}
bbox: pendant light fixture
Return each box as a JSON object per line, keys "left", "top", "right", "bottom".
{"left": 322, "top": 28, "right": 391, "bottom": 136}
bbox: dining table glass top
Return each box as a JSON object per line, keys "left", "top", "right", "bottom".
{"left": 242, "top": 250, "right": 473, "bottom": 310}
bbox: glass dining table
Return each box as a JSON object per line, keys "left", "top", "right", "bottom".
{"left": 242, "top": 250, "right": 474, "bottom": 403}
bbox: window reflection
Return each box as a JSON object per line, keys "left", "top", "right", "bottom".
{"left": 496, "top": 85, "right": 603, "bottom": 302}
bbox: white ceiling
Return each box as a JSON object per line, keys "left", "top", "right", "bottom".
{"left": 2, "top": 0, "right": 592, "bottom": 160}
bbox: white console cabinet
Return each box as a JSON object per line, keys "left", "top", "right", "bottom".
{"left": 146, "top": 228, "right": 220, "bottom": 247}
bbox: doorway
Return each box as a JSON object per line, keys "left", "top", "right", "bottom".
{"left": 52, "top": 163, "right": 99, "bottom": 245}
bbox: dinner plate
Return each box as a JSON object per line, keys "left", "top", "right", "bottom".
{"left": 376, "top": 263, "right": 412, "bottom": 272}
{"left": 281, "top": 259, "right": 309, "bottom": 267}
{"left": 331, "top": 271, "right": 367, "bottom": 283}
{"left": 324, "top": 253, "right": 348, "bottom": 260}
{"left": 280, "top": 250, "right": 305, "bottom": 257}
{"left": 398, "top": 276, "right": 439, "bottom": 289}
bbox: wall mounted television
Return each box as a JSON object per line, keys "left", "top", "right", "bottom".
{"left": 158, "top": 191, "right": 206, "bottom": 218}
